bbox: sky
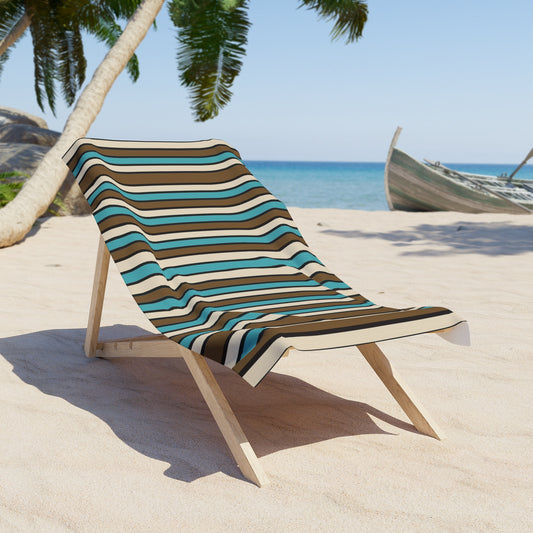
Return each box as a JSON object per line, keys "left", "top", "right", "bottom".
{"left": 1, "top": 0, "right": 532, "bottom": 163}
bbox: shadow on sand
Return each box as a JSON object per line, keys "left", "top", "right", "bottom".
{"left": 323, "top": 220, "right": 533, "bottom": 256}
{"left": 0, "top": 325, "right": 418, "bottom": 484}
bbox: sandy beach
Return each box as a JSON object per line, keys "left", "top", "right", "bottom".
{"left": 1, "top": 209, "right": 532, "bottom": 531}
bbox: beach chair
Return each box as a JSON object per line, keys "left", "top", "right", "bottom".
{"left": 62, "top": 138, "right": 469, "bottom": 486}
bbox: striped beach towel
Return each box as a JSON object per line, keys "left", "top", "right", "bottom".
{"left": 63, "top": 138, "right": 465, "bottom": 387}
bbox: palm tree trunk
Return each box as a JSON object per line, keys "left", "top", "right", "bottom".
{"left": 0, "top": 0, "right": 165, "bottom": 248}
{"left": 0, "top": 11, "right": 31, "bottom": 57}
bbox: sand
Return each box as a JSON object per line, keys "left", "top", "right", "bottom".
{"left": 1, "top": 210, "right": 532, "bottom": 532}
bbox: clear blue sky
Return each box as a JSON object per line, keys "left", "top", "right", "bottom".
{"left": 1, "top": 0, "right": 532, "bottom": 163}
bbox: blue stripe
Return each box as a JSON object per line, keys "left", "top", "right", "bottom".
{"left": 162, "top": 250, "right": 322, "bottom": 277}
{"left": 158, "top": 299, "right": 375, "bottom": 337}
{"left": 176, "top": 312, "right": 263, "bottom": 348}
{"left": 239, "top": 328, "right": 263, "bottom": 360}
{"left": 138, "top": 280, "right": 323, "bottom": 312}
{"left": 73, "top": 150, "right": 240, "bottom": 176}
{"left": 107, "top": 224, "right": 302, "bottom": 252}
{"left": 122, "top": 250, "right": 321, "bottom": 284}
{"left": 93, "top": 199, "right": 286, "bottom": 226}
{"left": 122, "top": 262, "right": 163, "bottom": 284}
{"left": 277, "top": 301, "right": 375, "bottom": 315}
{"left": 87, "top": 179, "right": 263, "bottom": 205}
{"left": 322, "top": 280, "right": 351, "bottom": 290}
{"left": 140, "top": 291, "right": 348, "bottom": 313}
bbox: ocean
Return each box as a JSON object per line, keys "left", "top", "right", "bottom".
{"left": 244, "top": 160, "right": 533, "bottom": 211}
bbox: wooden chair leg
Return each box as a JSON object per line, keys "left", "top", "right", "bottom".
{"left": 84, "top": 237, "right": 267, "bottom": 485}
{"left": 181, "top": 350, "right": 270, "bottom": 487}
{"left": 357, "top": 343, "right": 443, "bottom": 440}
{"left": 85, "top": 235, "right": 110, "bottom": 357}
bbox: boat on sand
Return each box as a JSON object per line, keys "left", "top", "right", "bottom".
{"left": 384, "top": 127, "right": 533, "bottom": 214}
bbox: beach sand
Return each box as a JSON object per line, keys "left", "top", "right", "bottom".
{"left": 1, "top": 210, "right": 532, "bottom": 531}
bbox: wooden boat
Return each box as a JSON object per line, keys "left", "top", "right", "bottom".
{"left": 384, "top": 127, "right": 533, "bottom": 214}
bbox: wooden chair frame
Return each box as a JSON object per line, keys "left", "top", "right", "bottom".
{"left": 86, "top": 235, "right": 445, "bottom": 486}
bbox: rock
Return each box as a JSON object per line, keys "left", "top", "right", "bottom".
{"left": 0, "top": 106, "right": 48, "bottom": 129}
{"left": 0, "top": 107, "right": 91, "bottom": 216}
{"left": 0, "top": 142, "right": 49, "bottom": 176}
{"left": 0, "top": 123, "right": 60, "bottom": 146}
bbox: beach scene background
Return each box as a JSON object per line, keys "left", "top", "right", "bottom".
{"left": 1, "top": 0, "right": 533, "bottom": 531}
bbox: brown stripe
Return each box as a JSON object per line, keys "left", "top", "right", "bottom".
{"left": 133, "top": 272, "right": 321, "bottom": 303}
{"left": 97, "top": 209, "right": 294, "bottom": 235}
{"left": 110, "top": 232, "right": 306, "bottom": 262}
{"left": 89, "top": 186, "right": 272, "bottom": 211}
{"left": 169, "top": 298, "right": 381, "bottom": 340}
{"left": 78, "top": 162, "right": 252, "bottom": 190}
{"left": 151, "top": 293, "right": 376, "bottom": 331}
{"left": 66, "top": 141, "right": 241, "bottom": 173}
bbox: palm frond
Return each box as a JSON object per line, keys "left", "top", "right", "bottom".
{"left": 0, "top": 0, "right": 27, "bottom": 79}
{"left": 299, "top": 0, "right": 368, "bottom": 43}
{"left": 56, "top": 25, "right": 87, "bottom": 106}
{"left": 104, "top": 0, "right": 143, "bottom": 19}
{"left": 29, "top": 4, "right": 58, "bottom": 114}
{"left": 72, "top": 1, "right": 141, "bottom": 82}
{"left": 0, "top": 0, "right": 26, "bottom": 40}
{"left": 169, "top": 0, "right": 250, "bottom": 121}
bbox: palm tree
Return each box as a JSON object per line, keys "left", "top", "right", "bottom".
{"left": 0, "top": 0, "right": 142, "bottom": 114}
{"left": 0, "top": 0, "right": 368, "bottom": 247}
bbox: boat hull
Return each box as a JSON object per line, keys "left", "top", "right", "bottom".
{"left": 386, "top": 148, "right": 530, "bottom": 214}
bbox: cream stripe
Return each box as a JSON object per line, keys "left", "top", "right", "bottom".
{"left": 125, "top": 264, "right": 320, "bottom": 294}
{"left": 84, "top": 173, "right": 257, "bottom": 198}
{"left": 115, "top": 240, "right": 312, "bottom": 272}
{"left": 71, "top": 137, "right": 229, "bottom": 150}
{"left": 102, "top": 216, "right": 300, "bottom": 243}
{"left": 125, "top": 259, "right": 333, "bottom": 294}
{"left": 223, "top": 330, "right": 249, "bottom": 368}
{"left": 75, "top": 156, "right": 243, "bottom": 181}
{"left": 93, "top": 193, "right": 277, "bottom": 218}
{"left": 144, "top": 293, "right": 357, "bottom": 322}
{"left": 220, "top": 304, "right": 382, "bottom": 332}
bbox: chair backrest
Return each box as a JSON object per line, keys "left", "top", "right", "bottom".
{"left": 63, "top": 137, "right": 347, "bottom": 281}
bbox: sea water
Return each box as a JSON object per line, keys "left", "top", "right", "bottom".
{"left": 244, "top": 160, "right": 533, "bottom": 211}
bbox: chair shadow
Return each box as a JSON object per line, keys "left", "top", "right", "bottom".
{"left": 322, "top": 220, "right": 533, "bottom": 256}
{"left": 0, "top": 325, "right": 417, "bottom": 484}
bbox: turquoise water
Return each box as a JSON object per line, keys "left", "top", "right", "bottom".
{"left": 244, "top": 160, "right": 533, "bottom": 211}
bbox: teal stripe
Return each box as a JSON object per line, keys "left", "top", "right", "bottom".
{"left": 163, "top": 250, "right": 322, "bottom": 277}
{"left": 176, "top": 312, "right": 263, "bottom": 348}
{"left": 156, "top": 294, "right": 350, "bottom": 334}
{"left": 122, "top": 262, "right": 163, "bottom": 284}
{"left": 94, "top": 199, "right": 286, "bottom": 226}
{"left": 122, "top": 250, "right": 322, "bottom": 284}
{"left": 159, "top": 299, "right": 375, "bottom": 337}
{"left": 322, "top": 280, "right": 351, "bottom": 290}
{"left": 140, "top": 291, "right": 347, "bottom": 313}
{"left": 73, "top": 150, "right": 240, "bottom": 176}
{"left": 87, "top": 179, "right": 263, "bottom": 205}
{"left": 239, "top": 328, "right": 263, "bottom": 360}
{"left": 107, "top": 224, "right": 302, "bottom": 252}
{"left": 138, "top": 279, "right": 323, "bottom": 312}
{"left": 277, "top": 301, "right": 375, "bottom": 315}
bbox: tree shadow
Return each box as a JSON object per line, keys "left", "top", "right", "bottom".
{"left": 323, "top": 221, "right": 533, "bottom": 256}
{"left": 0, "top": 325, "right": 417, "bottom": 485}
